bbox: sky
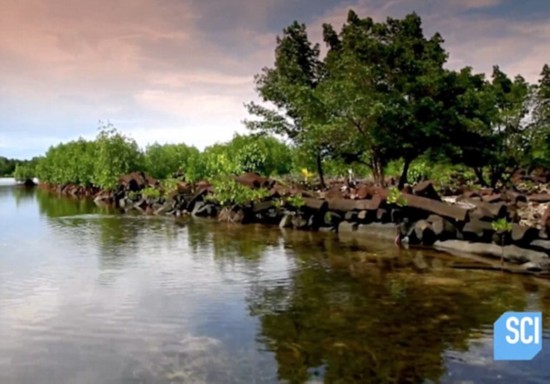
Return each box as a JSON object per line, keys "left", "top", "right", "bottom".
{"left": 1, "top": 0, "right": 549, "bottom": 159}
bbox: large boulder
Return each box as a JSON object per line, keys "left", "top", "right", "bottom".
{"left": 401, "top": 194, "right": 469, "bottom": 222}
{"left": 234, "top": 172, "right": 273, "bottom": 189}
{"left": 412, "top": 181, "right": 441, "bottom": 201}
{"left": 469, "top": 202, "right": 508, "bottom": 222}
{"left": 462, "top": 219, "right": 494, "bottom": 242}
{"left": 434, "top": 240, "right": 548, "bottom": 264}
{"left": 119, "top": 172, "right": 158, "bottom": 191}
{"left": 327, "top": 198, "right": 370, "bottom": 212}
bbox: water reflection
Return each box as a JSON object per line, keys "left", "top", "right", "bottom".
{"left": 1, "top": 184, "right": 549, "bottom": 383}
{"left": 246, "top": 231, "right": 540, "bottom": 383}
{"left": 35, "top": 188, "right": 103, "bottom": 218}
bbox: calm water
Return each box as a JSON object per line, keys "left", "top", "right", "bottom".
{"left": 0, "top": 178, "right": 549, "bottom": 384}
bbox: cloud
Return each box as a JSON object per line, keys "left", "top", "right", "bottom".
{"left": 0, "top": 0, "right": 548, "bottom": 158}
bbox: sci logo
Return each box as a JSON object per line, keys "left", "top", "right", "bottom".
{"left": 494, "top": 312, "right": 542, "bottom": 361}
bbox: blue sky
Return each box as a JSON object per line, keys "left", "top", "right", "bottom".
{"left": 1, "top": 0, "right": 549, "bottom": 159}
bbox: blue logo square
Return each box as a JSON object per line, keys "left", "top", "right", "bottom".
{"left": 494, "top": 311, "right": 542, "bottom": 361}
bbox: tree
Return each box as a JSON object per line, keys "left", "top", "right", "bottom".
{"left": 92, "top": 124, "right": 143, "bottom": 189}
{"left": 530, "top": 64, "right": 550, "bottom": 168}
{"left": 143, "top": 143, "right": 200, "bottom": 180}
{"left": 245, "top": 21, "right": 330, "bottom": 187}
{"left": 319, "top": 11, "right": 449, "bottom": 187}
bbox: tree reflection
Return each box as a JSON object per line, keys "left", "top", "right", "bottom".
{"left": 35, "top": 189, "right": 102, "bottom": 218}
{"left": 11, "top": 185, "right": 36, "bottom": 208}
{"left": 188, "top": 221, "right": 278, "bottom": 264}
{"left": 247, "top": 238, "right": 528, "bottom": 383}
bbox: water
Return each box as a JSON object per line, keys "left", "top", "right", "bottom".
{"left": 1, "top": 178, "right": 549, "bottom": 384}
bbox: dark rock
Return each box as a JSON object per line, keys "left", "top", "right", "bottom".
{"left": 402, "top": 194, "right": 469, "bottom": 222}
{"left": 376, "top": 208, "right": 390, "bottom": 223}
{"left": 427, "top": 215, "right": 457, "bottom": 240}
{"left": 480, "top": 188, "right": 496, "bottom": 196}
{"left": 327, "top": 198, "right": 370, "bottom": 212}
{"left": 192, "top": 201, "right": 215, "bottom": 217}
{"left": 324, "top": 186, "right": 344, "bottom": 199}
{"left": 356, "top": 223, "right": 398, "bottom": 241}
{"left": 434, "top": 240, "right": 548, "bottom": 264}
{"left": 502, "top": 190, "right": 527, "bottom": 204}
{"left": 469, "top": 202, "right": 507, "bottom": 222}
{"left": 482, "top": 194, "right": 502, "bottom": 203}
{"left": 530, "top": 194, "right": 550, "bottom": 203}
{"left": 366, "top": 195, "right": 384, "bottom": 211}
{"left": 402, "top": 185, "right": 413, "bottom": 194}
{"left": 345, "top": 211, "right": 358, "bottom": 222}
{"left": 323, "top": 211, "right": 342, "bottom": 227}
{"left": 529, "top": 239, "right": 550, "bottom": 254}
{"left": 338, "top": 221, "right": 358, "bottom": 233}
{"left": 519, "top": 262, "right": 544, "bottom": 272}
{"left": 412, "top": 181, "right": 441, "bottom": 201}
{"left": 412, "top": 220, "right": 437, "bottom": 245}
{"left": 23, "top": 178, "right": 36, "bottom": 187}
{"left": 94, "top": 192, "right": 112, "bottom": 206}
{"left": 279, "top": 214, "right": 293, "bottom": 229}
{"left": 234, "top": 172, "right": 272, "bottom": 189}
{"left": 252, "top": 200, "right": 275, "bottom": 214}
{"left": 355, "top": 185, "right": 372, "bottom": 199}
{"left": 119, "top": 171, "right": 158, "bottom": 191}
{"left": 291, "top": 214, "right": 309, "bottom": 229}
{"left": 187, "top": 188, "right": 208, "bottom": 212}
{"left": 462, "top": 219, "right": 494, "bottom": 242}
{"left": 155, "top": 203, "right": 172, "bottom": 215}
{"left": 463, "top": 190, "right": 481, "bottom": 199}
{"left": 302, "top": 198, "right": 328, "bottom": 213}
{"left": 511, "top": 224, "right": 539, "bottom": 246}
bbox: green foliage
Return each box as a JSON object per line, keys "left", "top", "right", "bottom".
{"left": 141, "top": 186, "right": 160, "bottom": 199}
{"left": 0, "top": 156, "right": 40, "bottom": 177}
{"left": 93, "top": 124, "right": 143, "bottom": 190}
{"left": 188, "top": 134, "right": 294, "bottom": 182}
{"left": 387, "top": 187, "right": 407, "bottom": 207}
{"left": 36, "top": 139, "right": 97, "bottom": 186}
{"left": 285, "top": 195, "right": 305, "bottom": 208}
{"left": 13, "top": 163, "right": 35, "bottom": 181}
{"left": 160, "top": 178, "right": 180, "bottom": 196}
{"left": 491, "top": 218, "right": 513, "bottom": 233}
{"left": 35, "top": 124, "right": 142, "bottom": 190}
{"left": 143, "top": 143, "right": 199, "bottom": 180}
{"left": 208, "top": 177, "right": 270, "bottom": 206}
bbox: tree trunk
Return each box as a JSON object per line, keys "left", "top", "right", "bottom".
{"left": 371, "top": 156, "right": 386, "bottom": 187}
{"left": 398, "top": 157, "right": 413, "bottom": 189}
{"left": 490, "top": 166, "right": 503, "bottom": 188}
{"left": 473, "top": 167, "right": 488, "bottom": 187}
{"left": 316, "top": 149, "right": 326, "bottom": 189}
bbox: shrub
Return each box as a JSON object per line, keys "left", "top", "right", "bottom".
{"left": 207, "top": 177, "right": 269, "bottom": 206}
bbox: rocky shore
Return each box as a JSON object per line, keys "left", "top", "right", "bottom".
{"left": 41, "top": 170, "right": 550, "bottom": 277}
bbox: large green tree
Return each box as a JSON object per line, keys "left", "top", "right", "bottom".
{"left": 529, "top": 64, "right": 550, "bottom": 168}
{"left": 320, "top": 11, "right": 449, "bottom": 186}
{"left": 444, "top": 66, "right": 531, "bottom": 187}
{"left": 245, "top": 21, "right": 331, "bottom": 187}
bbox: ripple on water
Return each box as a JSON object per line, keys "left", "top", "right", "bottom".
{"left": 2, "top": 187, "right": 550, "bottom": 384}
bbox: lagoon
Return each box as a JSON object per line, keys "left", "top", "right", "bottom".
{"left": 0, "top": 178, "right": 549, "bottom": 383}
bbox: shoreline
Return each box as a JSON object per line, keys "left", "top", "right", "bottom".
{"left": 35, "top": 171, "right": 550, "bottom": 278}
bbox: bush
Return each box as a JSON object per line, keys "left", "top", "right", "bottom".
{"left": 143, "top": 143, "right": 200, "bottom": 180}
{"left": 141, "top": 186, "right": 160, "bottom": 199}
{"left": 14, "top": 164, "right": 35, "bottom": 182}
{"left": 207, "top": 177, "right": 269, "bottom": 206}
